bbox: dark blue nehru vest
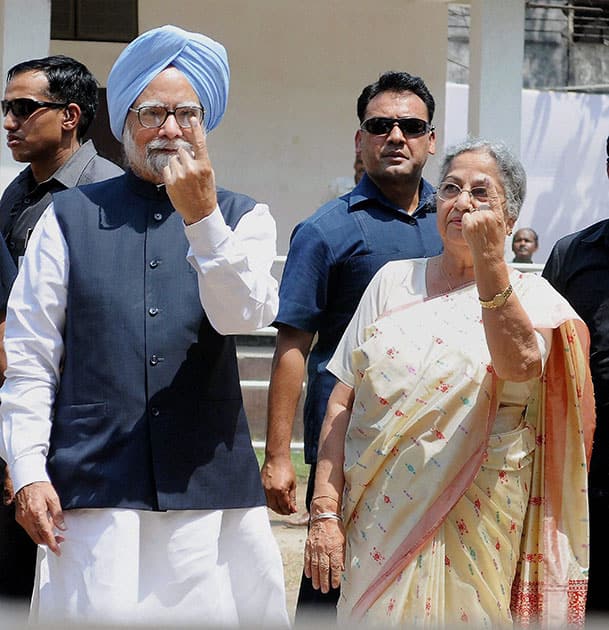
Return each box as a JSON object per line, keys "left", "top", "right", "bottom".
{"left": 47, "top": 170, "right": 265, "bottom": 511}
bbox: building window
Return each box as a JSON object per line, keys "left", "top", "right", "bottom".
{"left": 571, "top": 1, "right": 609, "bottom": 43}
{"left": 51, "top": 0, "right": 138, "bottom": 42}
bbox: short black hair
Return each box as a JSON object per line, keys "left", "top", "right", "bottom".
{"left": 606, "top": 135, "right": 609, "bottom": 162}
{"left": 7, "top": 55, "right": 99, "bottom": 140}
{"left": 513, "top": 227, "right": 538, "bottom": 246}
{"left": 357, "top": 71, "right": 435, "bottom": 124}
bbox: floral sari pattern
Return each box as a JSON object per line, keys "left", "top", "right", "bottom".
{"left": 336, "top": 272, "right": 594, "bottom": 627}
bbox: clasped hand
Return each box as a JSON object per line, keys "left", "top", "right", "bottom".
{"left": 261, "top": 455, "right": 298, "bottom": 515}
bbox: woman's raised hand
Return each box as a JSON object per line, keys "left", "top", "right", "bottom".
{"left": 461, "top": 176, "right": 511, "bottom": 264}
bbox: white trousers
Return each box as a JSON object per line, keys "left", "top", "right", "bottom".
{"left": 31, "top": 506, "right": 289, "bottom": 627}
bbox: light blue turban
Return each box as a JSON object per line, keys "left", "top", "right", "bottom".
{"left": 106, "top": 24, "right": 229, "bottom": 141}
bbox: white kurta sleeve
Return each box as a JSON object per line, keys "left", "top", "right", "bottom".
{"left": 184, "top": 203, "right": 279, "bottom": 334}
{"left": 0, "top": 205, "right": 68, "bottom": 493}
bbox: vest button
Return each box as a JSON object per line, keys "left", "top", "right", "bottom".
{"left": 148, "top": 307, "right": 159, "bottom": 316}
{"left": 151, "top": 407, "right": 160, "bottom": 417}
{"left": 150, "top": 354, "right": 159, "bottom": 366}
{"left": 154, "top": 212, "right": 163, "bottom": 221}
{"left": 149, "top": 259, "right": 159, "bottom": 268}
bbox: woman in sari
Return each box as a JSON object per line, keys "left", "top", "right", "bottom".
{"left": 303, "top": 139, "right": 595, "bottom": 627}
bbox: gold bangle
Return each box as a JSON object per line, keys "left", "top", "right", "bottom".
{"left": 479, "top": 284, "right": 513, "bottom": 309}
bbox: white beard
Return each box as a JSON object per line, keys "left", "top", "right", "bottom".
{"left": 122, "top": 126, "right": 194, "bottom": 182}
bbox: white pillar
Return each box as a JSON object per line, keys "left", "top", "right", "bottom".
{"left": 468, "top": 0, "right": 525, "bottom": 156}
{"left": 0, "top": 0, "right": 51, "bottom": 189}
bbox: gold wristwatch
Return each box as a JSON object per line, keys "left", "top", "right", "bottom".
{"left": 479, "top": 284, "right": 513, "bottom": 309}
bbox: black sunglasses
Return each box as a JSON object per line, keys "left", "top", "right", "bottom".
{"left": 1, "top": 98, "right": 68, "bottom": 119}
{"left": 360, "top": 117, "right": 434, "bottom": 137}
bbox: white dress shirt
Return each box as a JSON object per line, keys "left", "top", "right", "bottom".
{"left": 1, "top": 202, "right": 278, "bottom": 493}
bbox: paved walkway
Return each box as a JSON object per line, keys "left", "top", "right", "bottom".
{"left": 270, "top": 511, "right": 307, "bottom": 620}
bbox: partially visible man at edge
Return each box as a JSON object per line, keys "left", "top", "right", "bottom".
{"left": 0, "top": 55, "right": 123, "bottom": 265}
{"left": 0, "top": 54, "right": 121, "bottom": 602}
{"left": 261, "top": 71, "right": 442, "bottom": 617}
{"left": 0, "top": 26, "right": 288, "bottom": 625}
{"left": 542, "top": 136, "right": 609, "bottom": 619}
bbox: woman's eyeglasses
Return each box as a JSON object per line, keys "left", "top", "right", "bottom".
{"left": 437, "top": 182, "right": 489, "bottom": 203}
{"left": 1, "top": 98, "right": 68, "bottom": 119}
{"left": 360, "top": 117, "right": 433, "bottom": 137}
{"left": 128, "top": 105, "right": 205, "bottom": 129}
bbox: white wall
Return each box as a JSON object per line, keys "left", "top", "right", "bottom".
{"left": 6, "top": 2, "right": 604, "bottom": 262}
{"left": 0, "top": 0, "right": 50, "bottom": 190}
{"left": 50, "top": 40, "right": 124, "bottom": 85}
{"left": 49, "top": 0, "right": 449, "bottom": 254}
{"left": 445, "top": 83, "right": 609, "bottom": 262}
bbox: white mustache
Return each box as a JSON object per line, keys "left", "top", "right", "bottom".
{"left": 146, "top": 139, "right": 193, "bottom": 155}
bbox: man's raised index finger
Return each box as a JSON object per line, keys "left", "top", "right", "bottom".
{"left": 188, "top": 115, "right": 209, "bottom": 161}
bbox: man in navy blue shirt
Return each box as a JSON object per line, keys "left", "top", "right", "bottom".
{"left": 261, "top": 71, "right": 442, "bottom": 617}
{"left": 542, "top": 136, "right": 609, "bottom": 617}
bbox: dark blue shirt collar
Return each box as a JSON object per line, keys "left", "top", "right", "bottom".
{"left": 125, "top": 169, "right": 169, "bottom": 201}
{"left": 346, "top": 172, "right": 435, "bottom": 217}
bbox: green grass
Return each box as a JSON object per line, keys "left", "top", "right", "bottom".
{"left": 254, "top": 447, "right": 310, "bottom": 482}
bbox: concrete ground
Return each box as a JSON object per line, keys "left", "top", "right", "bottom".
{"left": 268, "top": 479, "right": 309, "bottom": 621}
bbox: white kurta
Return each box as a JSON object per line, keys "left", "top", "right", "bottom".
{"left": 32, "top": 507, "right": 288, "bottom": 626}
{"left": 0, "top": 201, "right": 288, "bottom": 626}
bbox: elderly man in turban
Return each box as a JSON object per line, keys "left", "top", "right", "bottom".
{"left": 0, "top": 25, "right": 288, "bottom": 626}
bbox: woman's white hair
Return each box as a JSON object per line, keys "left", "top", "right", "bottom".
{"left": 439, "top": 138, "right": 527, "bottom": 221}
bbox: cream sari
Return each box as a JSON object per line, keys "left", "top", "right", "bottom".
{"left": 331, "top": 267, "right": 594, "bottom": 627}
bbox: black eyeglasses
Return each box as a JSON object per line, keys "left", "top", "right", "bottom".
{"left": 1, "top": 98, "right": 68, "bottom": 119}
{"left": 360, "top": 117, "right": 434, "bottom": 137}
{"left": 128, "top": 105, "right": 205, "bottom": 129}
